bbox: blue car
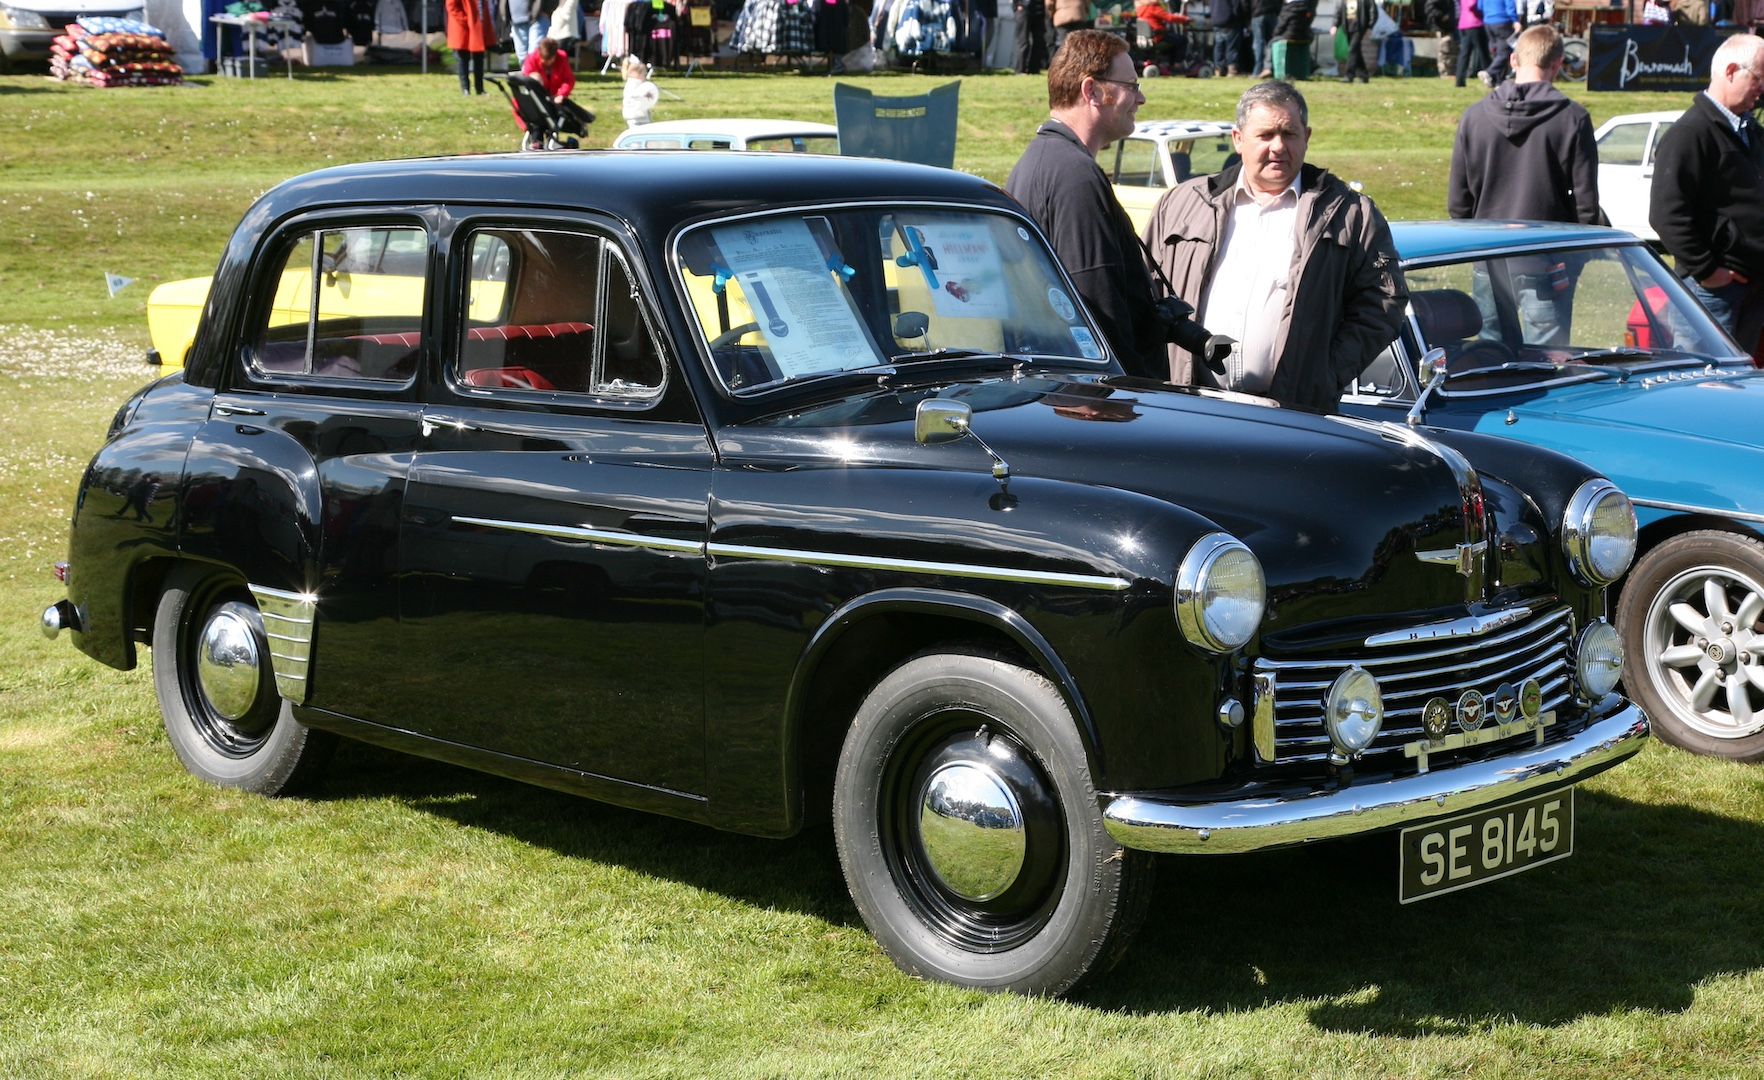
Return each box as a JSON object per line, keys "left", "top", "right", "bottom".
{"left": 1343, "top": 221, "right": 1764, "bottom": 762}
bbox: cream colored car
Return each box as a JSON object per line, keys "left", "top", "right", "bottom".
{"left": 1108, "top": 120, "right": 1237, "bottom": 235}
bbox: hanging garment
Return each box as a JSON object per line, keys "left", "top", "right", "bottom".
{"left": 600, "top": 0, "right": 631, "bottom": 56}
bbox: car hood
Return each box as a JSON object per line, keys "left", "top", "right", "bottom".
{"left": 742, "top": 374, "right": 1510, "bottom": 629}
{"left": 1458, "top": 366, "right": 1764, "bottom": 512}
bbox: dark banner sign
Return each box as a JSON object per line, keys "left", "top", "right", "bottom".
{"left": 1588, "top": 25, "right": 1740, "bottom": 92}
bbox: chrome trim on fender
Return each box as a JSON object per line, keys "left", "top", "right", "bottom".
{"left": 1631, "top": 497, "right": 1764, "bottom": 527}
{"left": 450, "top": 516, "right": 1133, "bottom": 591}
{"left": 248, "top": 585, "right": 317, "bottom": 705}
{"left": 708, "top": 542, "right": 1132, "bottom": 591}
{"left": 1101, "top": 704, "right": 1647, "bottom": 854}
{"left": 453, "top": 516, "right": 706, "bottom": 554}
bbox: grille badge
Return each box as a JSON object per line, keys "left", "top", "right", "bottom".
{"left": 1492, "top": 682, "right": 1518, "bottom": 724}
{"left": 1422, "top": 696, "right": 1452, "bottom": 741}
{"left": 1457, "top": 689, "right": 1486, "bottom": 732}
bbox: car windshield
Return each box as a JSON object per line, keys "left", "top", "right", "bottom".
{"left": 1404, "top": 243, "right": 1748, "bottom": 391}
{"left": 675, "top": 205, "right": 1110, "bottom": 395}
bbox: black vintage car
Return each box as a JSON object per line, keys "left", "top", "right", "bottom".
{"left": 43, "top": 152, "right": 1649, "bottom": 995}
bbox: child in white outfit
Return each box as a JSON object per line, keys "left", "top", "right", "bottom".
{"left": 621, "top": 57, "right": 659, "bottom": 128}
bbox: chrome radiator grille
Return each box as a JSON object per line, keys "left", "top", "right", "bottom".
{"left": 1254, "top": 606, "right": 1574, "bottom": 764}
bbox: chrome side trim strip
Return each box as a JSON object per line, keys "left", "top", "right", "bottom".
{"left": 1630, "top": 498, "right": 1764, "bottom": 527}
{"left": 452, "top": 516, "right": 707, "bottom": 554}
{"left": 1363, "top": 605, "right": 1535, "bottom": 648}
{"left": 707, "top": 543, "right": 1133, "bottom": 591}
{"left": 249, "top": 585, "right": 317, "bottom": 705}
{"left": 450, "top": 517, "right": 1133, "bottom": 591}
{"left": 1101, "top": 705, "right": 1647, "bottom": 854}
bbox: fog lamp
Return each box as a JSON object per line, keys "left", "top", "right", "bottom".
{"left": 1576, "top": 619, "right": 1624, "bottom": 699}
{"left": 1324, "top": 665, "right": 1383, "bottom": 758}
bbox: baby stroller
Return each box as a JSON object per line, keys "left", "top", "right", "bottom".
{"left": 1134, "top": 2, "right": 1211, "bottom": 77}
{"left": 490, "top": 73, "right": 595, "bottom": 152}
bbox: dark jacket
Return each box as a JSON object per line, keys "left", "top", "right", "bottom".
{"left": 1212, "top": 0, "right": 1249, "bottom": 29}
{"left": 1331, "top": 0, "right": 1376, "bottom": 30}
{"left": 1252, "top": 0, "right": 1282, "bottom": 19}
{"left": 1447, "top": 79, "right": 1599, "bottom": 224}
{"left": 1142, "top": 161, "right": 1407, "bottom": 412}
{"left": 1273, "top": 0, "right": 1315, "bottom": 40}
{"left": 1006, "top": 119, "right": 1165, "bottom": 378}
{"left": 1649, "top": 91, "right": 1764, "bottom": 283}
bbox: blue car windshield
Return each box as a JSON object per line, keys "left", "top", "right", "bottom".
{"left": 1404, "top": 243, "right": 1749, "bottom": 388}
{"left": 673, "top": 206, "right": 1111, "bottom": 395}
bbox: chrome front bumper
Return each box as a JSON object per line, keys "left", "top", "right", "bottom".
{"left": 1103, "top": 704, "right": 1648, "bottom": 855}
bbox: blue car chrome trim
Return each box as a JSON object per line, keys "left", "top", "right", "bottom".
{"left": 452, "top": 516, "right": 1133, "bottom": 590}
{"left": 1630, "top": 498, "right": 1764, "bottom": 527}
{"left": 1102, "top": 704, "right": 1647, "bottom": 854}
{"left": 248, "top": 584, "right": 316, "bottom": 705}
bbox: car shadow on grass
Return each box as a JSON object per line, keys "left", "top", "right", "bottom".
{"left": 1085, "top": 789, "right": 1764, "bottom": 1028}
{"left": 314, "top": 738, "right": 862, "bottom": 929}
{"left": 313, "top": 742, "right": 1764, "bottom": 1023}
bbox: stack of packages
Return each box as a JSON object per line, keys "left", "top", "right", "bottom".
{"left": 50, "top": 16, "right": 184, "bottom": 86}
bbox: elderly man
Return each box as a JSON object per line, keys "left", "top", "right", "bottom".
{"left": 1649, "top": 33, "right": 1764, "bottom": 353}
{"left": 1007, "top": 29, "right": 1165, "bottom": 378}
{"left": 1142, "top": 81, "right": 1406, "bottom": 411}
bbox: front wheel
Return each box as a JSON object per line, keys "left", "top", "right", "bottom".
{"left": 832, "top": 651, "right": 1153, "bottom": 995}
{"left": 1617, "top": 530, "right": 1764, "bottom": 761}
{"left": 152, "top": 565, "right": 335, "bottom": 793}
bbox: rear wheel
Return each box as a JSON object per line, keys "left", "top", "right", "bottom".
{"left": 152, "top": 565, "right": 335, "bottom": 793}
{"left": 832, "top": 651, "right": 1153, "bottom": 995}
{"left": 1617, "top": 530, "right": 1764, "bottom": 762}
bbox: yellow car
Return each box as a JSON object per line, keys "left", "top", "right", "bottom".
{"left": 1107, "top": 120, "right": 1237, "bottom": 236}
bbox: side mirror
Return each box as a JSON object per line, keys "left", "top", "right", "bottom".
{"left": 914, "top": 398, "right": 971, "bottom": 445}
{"left": 1406, "top": 347, "right": 1451, "bottom": 428}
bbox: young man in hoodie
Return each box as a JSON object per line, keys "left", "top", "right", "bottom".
{"left": 1447, "top": 25, "right": 1598, "bottom": 343}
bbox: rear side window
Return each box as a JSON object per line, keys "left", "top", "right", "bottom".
{"left": 455, "top": 227, "right": 665, "bottom": 401}
{"left": 248, "top": 225, "right": 427, "bottom": 383}
{"left": 1114, "top": 138, "right": 1165, "bottom": 188}
{"left": 1597, "top": 123, "right": 1649, "bottom": 166}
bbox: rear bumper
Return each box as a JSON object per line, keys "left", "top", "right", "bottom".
{"left": 1102, "top": 702, "right": 1649, "bottom": 855}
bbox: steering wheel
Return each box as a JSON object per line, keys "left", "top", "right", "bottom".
{"left": 1448, "top": 339, "right": 1519, "bottom": 373}
{"left": 710, "top": 322, "right": 761, "bottom": 350}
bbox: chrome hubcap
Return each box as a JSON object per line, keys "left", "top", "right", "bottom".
{"left": 916, "top": 761, "right": 1027, "bottom": 902}
{"left": 1644, "top": 565, "right": 1764, "bottom": 740}
{"left": 196, "top": 602, "right": 263, "bottom": 721}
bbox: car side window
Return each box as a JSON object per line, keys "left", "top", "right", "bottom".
{"left": 456, "top": 226, "right": 663, "bottom": 401}
{"left": 1645, "top": 121, "right": 1673, "bottom": 166}
{"left": 247, "top": 224, "right": 426, "bottom": 383}
{"left": 1114, "top": 138, "right": 1165, "bottom": 188}
{"left": 1188, "top": 137, "right": 1236, "bottom": 177}
{"left": 1597, "top": 123, "right": 1649, "bottom": 166}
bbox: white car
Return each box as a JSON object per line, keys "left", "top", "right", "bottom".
{"left": 1106, "top": 120, "right": 1237, "bottom": 235}
{"left": 610, "top": 118, "right": 840, "bottom": 154}
{"left": 1594, "top": 110, "right": 1680, "bottom": 243}
{"left": 0, "top": 0, "right": 147, "bottom": 71}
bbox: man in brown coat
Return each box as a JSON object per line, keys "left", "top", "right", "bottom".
{"left": 1142, "top": 81, "right": 1406, "bottom": 411}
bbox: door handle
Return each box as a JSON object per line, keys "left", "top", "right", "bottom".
{"left": 215, "top": 403, "right": 265, "bottom": 417}
{"left": 420, "top": 413, "right": 482, "bottom": 436}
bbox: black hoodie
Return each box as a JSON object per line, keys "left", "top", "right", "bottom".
{"left": 1447, "top": 79, "right": 1600, "bottom": 224}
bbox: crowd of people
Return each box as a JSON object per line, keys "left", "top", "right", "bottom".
{"left": 1006, "top": 27, "right": 1764, "bottom": 406}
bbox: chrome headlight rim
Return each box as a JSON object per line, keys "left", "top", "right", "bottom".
{"left": 1563, "top": 478, "right": 1637, "bottom": 587}
{"left": 1576, "top": 618, "right": 1625, "bottom": 700}
{"left": 1175, "top": 532, "right": 1266, "bottom": 654}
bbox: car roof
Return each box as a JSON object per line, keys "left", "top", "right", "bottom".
{"left": 1593, "top": 110, "right": 1684, "bottom": 133}
{"left": 1129, "top": 120, "right": 1235, "bottom": 139}
{"left": 1390, "top": 220, "right": 1643, "bottom": 264}
{"left": 244, "top": 151, "right": 1010, "bottom": 244}
{"left": 613, "top": 118, "right": 840, "bottom": 141}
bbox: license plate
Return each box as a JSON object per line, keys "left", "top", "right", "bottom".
{"left": 1399, "top": 789, "right": 1574, "bottom": 903}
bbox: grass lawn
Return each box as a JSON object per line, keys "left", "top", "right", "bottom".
{"left": 3, "top": 65, "right": 1762, "bottom": 1077}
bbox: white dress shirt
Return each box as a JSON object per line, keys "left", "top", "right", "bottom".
{"left": 1198, "top": 173, "right": 1303, "bottom": 395}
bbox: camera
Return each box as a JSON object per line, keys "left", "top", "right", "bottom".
{"left": 1153, "top": 295, "right": 1234, "bottom": 375}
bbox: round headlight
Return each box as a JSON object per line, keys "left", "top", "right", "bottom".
{"left": 1325, "top": 666, "right": 1384, "bottom": 756}
{"left": 1576, "top": 619, "right": 1625, "bottom": 699}
{"left": 1175, "top": 533, "right": 1266, "bottom": 653}
{"left": 1563, "top": 479, "right": 1637, "bottom": 586}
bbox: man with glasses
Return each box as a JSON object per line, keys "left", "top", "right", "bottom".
{"left": 1007, "top": 30, "right": 1166, "bottom": 378}
{"left": 1649, "top": 33, "right": 1764, "bottom": 354}
{"left": 1143, "top": 80, "right": 1406, "bottom": 412}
